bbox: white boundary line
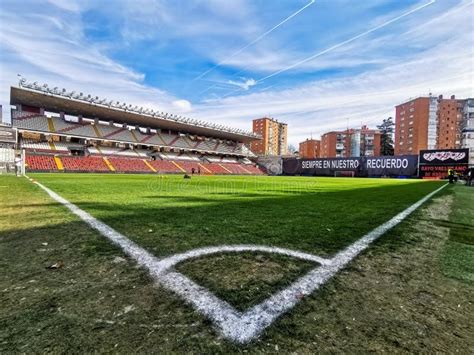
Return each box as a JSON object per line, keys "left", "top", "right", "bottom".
{"left": 26, "top": 176, "right": 447, "bottom": 343}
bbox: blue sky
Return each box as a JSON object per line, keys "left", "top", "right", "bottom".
{"left": 0, "top": 0, "right": 473, "bottom": 145}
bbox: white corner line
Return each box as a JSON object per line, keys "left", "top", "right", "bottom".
{"left": 26, "top": 175, "right": 448, "bottom": 343}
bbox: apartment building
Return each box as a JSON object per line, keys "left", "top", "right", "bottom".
{"left": 395, "top": 94, "right": 472, "bottom": 160}
{"left": 251, "top": 117, "right": 288, "bottom": 156}
{"left": 320, "top": 125, "right": 381, "bottom": 158}
{"left": 299, "top": 139, "right": 320, "bottom": 159}
{"left": 461, "top": 98, "right": 474, "bottom": 164}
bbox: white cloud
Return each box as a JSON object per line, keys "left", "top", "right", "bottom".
{"left": 46, "top": 0, "right": 81, "bottom": 12}
{"left": 172, "top": 99, "right": 192, "bottom": 112}
{"left": 0, "top": 0, "right": 472, "bottom": 149}
{"left": 0, "top": 2, "right": 186, "bottom": 121}
{"left": 227, "top": 78, "right": 257, "bottom": 90}
{"left": 190, "top": 1, "right": 474, "bottom": 146}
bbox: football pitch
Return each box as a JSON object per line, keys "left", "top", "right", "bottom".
{"left": 1, "top": 174, "right": 473, "bottom": 352}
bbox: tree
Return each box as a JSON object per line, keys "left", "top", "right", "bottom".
{"left": 287, "top": 144, "right": 297, "bottom": 155}
{"left": 377, "top": 117, "right": 395, "bottom": 156}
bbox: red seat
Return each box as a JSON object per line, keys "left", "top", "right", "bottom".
{"left": 61, "top": 156, "right": 109, "bottom": 172}
{"left": 148, "top": 160, "right": 183, "bottom": 173}
{"left": 26, "top": 155, "right": 57, "bottom": 171}
{"left": 108, "top": 157, "right": 150, "bottom": 172}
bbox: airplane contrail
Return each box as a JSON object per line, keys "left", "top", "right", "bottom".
{"left": 257, "top": 0, "right": 436, "bottom": 83}
{"left": 193, "top": 0, "right": 316, "bottom": 81}
{"left": 217, "top": 0, "right": 437, "bottom": 99}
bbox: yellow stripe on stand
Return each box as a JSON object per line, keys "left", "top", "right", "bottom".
{"left": 103, "top": 157, "right": 116, "bottom": 172}
{"left": 239, "top": 164, "right": 252, "bottom": 174}
{"left": 171, "top": 160, "right": 186, "bottom": 173}
{"left": 92, "top": 125, "right": 102, "bottom": 138}
{"left": 219, "top": 164, "right": 232, "bottom": 174}
{"left": 47, "top": 117, "right": 56, "bottom": 132}
{"left": 48, "top": 141, "right": 56, "bottom": 151}
{"left": 198, "top": 163, "right": 212, "bottom": 174}
{"left": 130, "top": 130, "right": 139, "bottom": 142}
{"left": 143, "top": 160, "right": 157, "bottom": 172}
{"left": 54, "top": 156, "right": 64, "bottom": 170}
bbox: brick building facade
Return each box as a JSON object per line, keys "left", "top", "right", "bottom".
{"left": 299, "top": 139, "right": 320, "bottom": 159}
{"left": 251, "top": 117, "right": 288, "bottom": 156}
{"left": 395, "top": 95, "right": 471, "bottom": 159}
{"left": 320, "top": 126, "right": 381, "bottom": 158}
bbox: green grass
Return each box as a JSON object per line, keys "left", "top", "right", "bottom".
{"left": 176, "top": 252, "right": 317, "bottom": 311}
{"left": 27, "top": 174, "right": 445, "bottom": 257}
{"left": 1, "top": 173, "right": 472, "bottom": 352}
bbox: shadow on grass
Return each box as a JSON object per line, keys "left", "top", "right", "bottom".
{"left": 7, "top": 180, "right": 445, "bottom": 258}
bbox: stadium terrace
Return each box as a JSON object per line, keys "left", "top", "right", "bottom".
{"left": 7, "top": 79, "right": 265, "bottom": 175}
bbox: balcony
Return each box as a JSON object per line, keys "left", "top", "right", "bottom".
{"left": 336, "top": 143, "right": 344, "bottom": 150}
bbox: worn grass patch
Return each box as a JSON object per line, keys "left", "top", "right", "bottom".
{"left": 176, "top": 252, "right": 317, "bottom": 311}
{"left": 439, "top": 186, "right": 474, "bottom": 283}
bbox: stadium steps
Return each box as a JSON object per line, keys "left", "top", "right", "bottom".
{"left": 198, "top": 163, "right": 212, "bottom": 174}
{"left": 140, "top": 135, "right": 153, "bottom": 143}
{"left": 130, "top": 130, "right": 139, "bottom": 142}
{"left": 168, "top": 136, "right": 181, "bottom": 146}
{"left": 218, "top": 164, "right": 232, "bottom": 174}
{"left": 54, "top": 156, "right": 64, "bottom": 170}
{"left": 47, "top": 117, "right": 56, "bottom": 132}
{"left": 143, "top": 160, "right": 157, "bottom": 172}
{"left": 155, "top": 133, "right": 168, "bottom": 145}
{"left": 92, "top": 125, "right": 102, "bottom": 138}
{"left": 103, "top": 157, "right": 116, "bottom": 172}
{"left": 57, "top": 124, "right": 82, "bottom": 134}
{"left": 238, "top": 164, "right": 252, "bottom": 174}
{"left": 171, "top": 160, "right": 186, "bottom": 173}
{"left": 103, "top": 128, "right": 125, "bottom": 139}
{"left": 48, "top": 142, "right": 56, "bottom": 151}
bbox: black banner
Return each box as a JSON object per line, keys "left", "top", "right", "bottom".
{"left": 365, "top": 155, "right": 418, "bottom": 177}
{"left": 419, "top": 164, "right": 468, "bottom": 179}
{"left": 283, "top": 155, "right": 418, "bottom": 177}
{"left": 419, "top": 149, "right": 469, "bottom": 165}
{"left": 418, "top": 149, "right": 469, "bottom": 179}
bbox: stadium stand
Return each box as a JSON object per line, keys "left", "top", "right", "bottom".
{"left": 61, "top": 156, "right": 110, "bottom": 172}
{"left": 11, "top": 82, "right": 265, "bottom": 176}
{"left": 205, "top": 163, "right": 231, "bottom": 175}
{"left": 176, "top": 161, "right": 205, "bottom": 174}
{"left": 108, "top": 157, "right": 151, "bottom": 173}
{"left": 158, "top": 152, "right": 200, "bottom": 161}
{"left": 26, "top": 155, "right": 57, "bottom": 171}
{"left": 13, "top": 113, "right": 250, "bottom": 156}
{"left": 148, "top": 159, "right": 184, "bottom": 173}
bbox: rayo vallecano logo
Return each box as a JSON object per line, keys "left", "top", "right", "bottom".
{"left": 423, "top": 151, "right": 466, "bottom": 162}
